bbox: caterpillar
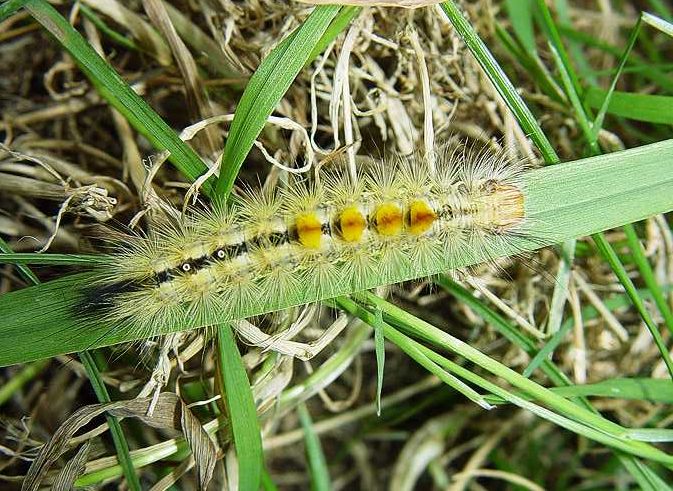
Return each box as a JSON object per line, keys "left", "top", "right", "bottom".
{"left": 77, "top": 141, "right": 530, "bottom": 341}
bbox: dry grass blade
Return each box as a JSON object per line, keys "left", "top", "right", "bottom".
{"left": 141, "top": 0, "right": 221, "bottom": 157}
{"left": 80, "top": 0, "right": 172, "bottom": 64}
{"left": 51, "top": 441, "right": 91, "bottom": 491}
{"left": 22, "top": 0, "right": 212, "bottom": 193}
{"left": 296, "top": 0, "right": 442, "bottom": 7}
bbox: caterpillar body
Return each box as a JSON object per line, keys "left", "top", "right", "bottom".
{"left": 81, "top": 144, "right": 528, "bottom": 339}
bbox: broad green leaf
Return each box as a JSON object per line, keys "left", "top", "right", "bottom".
{"left": 1, "top": 141, "right": 673, "bottom": 366}
{"left": 0, "top": 242, "right": 140, "bottom": 489}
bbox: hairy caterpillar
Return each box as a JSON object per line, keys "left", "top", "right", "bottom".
{"left": 78, "top": 142, "right": 530, "bottom": 340}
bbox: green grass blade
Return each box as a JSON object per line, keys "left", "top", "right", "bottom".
{"left": 307, "top": 6, "right": 361, "bottom": 64}
{"left": 216, "top": 323, "right": 263, "bottom": 491}
{"left": 277, "top": 320, "right": 372, "bottom": 412}
{"left": 435, "top": 276, "right": 569, "bottom": 386}
{"left": 439, "top": 1, "right": 559, "bottom": 163}
{"left": 384, "top": 329, "right": 490, "bottom": 409}
{"left": 298, "top": 403, "right": 331, "bottom": 491}
{"left": 373, "top": 309, "right": 385, "bottom": 416}
{"left": 80, "top": 352, "right": 141, "bottom": 491}
{"left": 22, "top": 0, "right": 211, "bottom": 194}
{"left": 74, "top": 435, "right": 193, "bottom": 486}
{"left": 591, "top": 230, "right": 672, "bottom": 379}
{"left": 537, "top": 1, "right": 598, "bottom": 153}
{"left": 538, "top": 1, "right": 576, "bottom": 333}
{"left": 0, "top": 359, "right": 49, "bottom": 406}
{"left": 624, "top": 225, "right": 673, "bottom": 336}
{"left": 441, "top": 0, "right": 580, "bottom": 379}
{"left": 619, "top": 454, "right": 673, "bottom": 491}
{"left": 536, "top": 0, "right": 587, "bottom": 110}
{"left": 0, "top": 239, "right": 40, "bottom": 284}
{"left": 526, "top": 286, "right": 673, "bottom": 377}
{"left": 341, "top": 298, "right": 490, "bottom": 409}
{"left": 558, "top": 25, "right": 673, "bottom": 93}
{"left": 214, "top": 6, "right": 342, "bottom": 199}
{"left": 548, "top": 42, "right": 598, "bottom": 153}
{"left": 524, "top": 316, "right": 574, "bottom": 379}
{"left": 486, "top": 378, "right": 673, "bottom": 404}
{"left": 585, "top": 87, "right": 673, "bottom": 124}
{"left": 592, "top": 234, "right": 673, "bottom": 378}
{"left": 505, "top": 0, "right": 536, "bottom": 54}
{"left": 344, "top": 293, "right": 673, "bottom": 468}
{"left": 550, "top": 378, "right": 673, "bottom": 403}
{"left": 261, "top": 467, "right": 280, "bottom": 491}
{"left": 625, "top": 429, "right": 673, "bottom": 443}
{"left": 647, "top": 0, "right": 673, "bottom": 21}
{"left": 349, "top": 288, "right": 673, "bottom": 487}
{"left": 546, "top": 239, "right": 576, "bottom": 335}
{"left": 78, "top": 4, "right": 139, "bottom": 52}
{"left": 358, "top": 292, "right": 673, "bottom": 466}
{"left": 80, "top": 0, "right": 171, "bottom": 65}
{"left": 163, "top": 3, "right": 245, "bottom": 80}
{"left": 643, "top": 11, "right": 673, "bottom": 36}
{"left": 553, "top": 0, "right": 598, "bottom": 86}
{"left": 0, "top": 253, "right": 103, "bottom": 266}
{"left": 409, "top": 336, "right": 667, "bottom": 460}
{"left": 494, "top": 23, "right": 565, "bottom": 103}
{"left": 0, "top": 0, "right": 28, "bottom": 22}
{"left": 591, "top": 17, "right": 642, "bottom": 138}
{"left": 537, "top": 4, "right": 673, "bottom": 380}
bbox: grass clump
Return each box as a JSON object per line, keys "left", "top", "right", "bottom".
{"left": 1, "top": 1, "right": 673, "bottom": 489}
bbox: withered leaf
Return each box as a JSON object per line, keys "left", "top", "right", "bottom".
{"left": 22, "top": 393, "right": 216, "bottom": 491}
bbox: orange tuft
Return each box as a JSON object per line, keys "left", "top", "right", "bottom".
{"left": 374, "top": 202, "right": 403, "bottom": 236}
{"left": 295, "top": 212, "right": 323, "bottom": 249}
{"left": 408, "top": 200, "right": 436, "bottom": 235}
{"left": 339, "top": 206, "right": 367, "bottom": 243}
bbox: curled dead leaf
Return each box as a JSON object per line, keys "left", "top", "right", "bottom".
{"left": 22, "top": 393, "right": 216, "bottom": 491}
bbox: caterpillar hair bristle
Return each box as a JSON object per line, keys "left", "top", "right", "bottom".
{"left": 77, "top": 141, "right": 533, "bottom": 343}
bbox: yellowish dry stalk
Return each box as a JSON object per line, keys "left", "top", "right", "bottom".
{"left": 295, "top": 0, "right": 443, "bottom": 8}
